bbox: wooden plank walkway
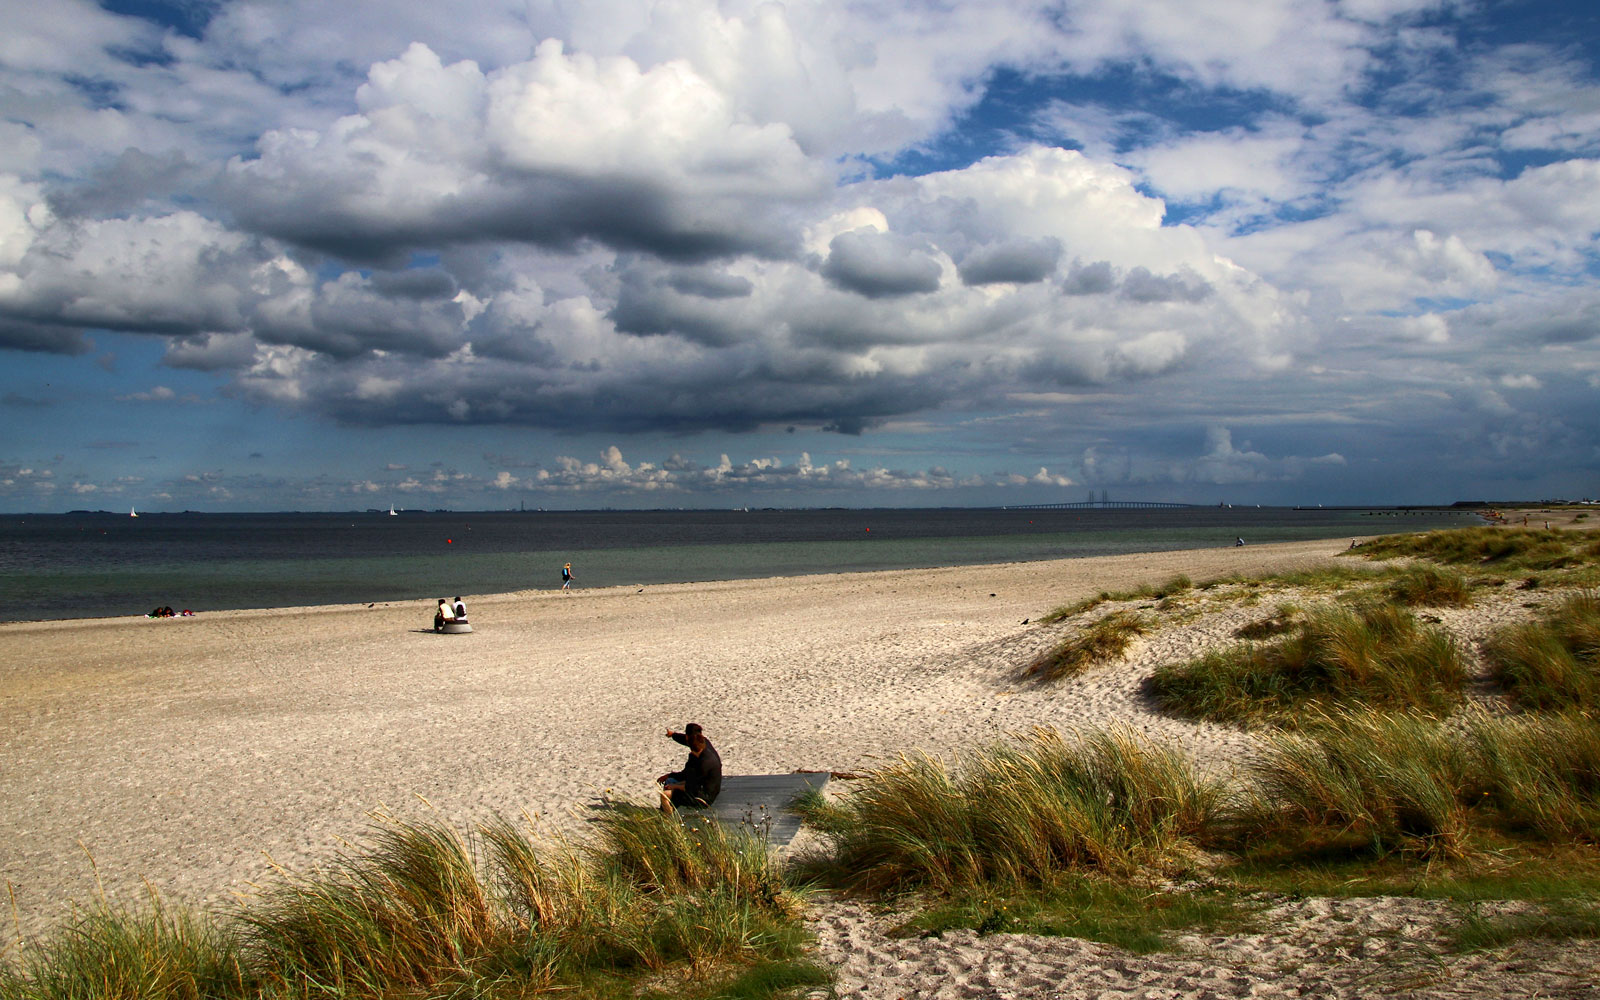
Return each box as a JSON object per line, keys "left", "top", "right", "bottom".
{"left": 697, "top": 772, "right": 831, "bottom": 848}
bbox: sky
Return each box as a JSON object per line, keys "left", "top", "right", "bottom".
{"left": 1, "top": 0, "right": 1597, "bottom": 512}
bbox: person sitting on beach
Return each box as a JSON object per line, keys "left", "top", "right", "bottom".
{"left": 657, "top": 722, "right": 722, "bottom": 813}
{"left": 434, "top": 598, "right": 456, "bottom": 632}
{"left": 452, "top": 596, "right": 467, "bottom": 619}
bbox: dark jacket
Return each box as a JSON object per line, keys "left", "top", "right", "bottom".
{"left": 668, "top": 734, "right": 723, "bottom": 805}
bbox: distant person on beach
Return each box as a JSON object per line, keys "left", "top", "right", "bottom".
{"left": 657, "top": 722, "right": 722, "bottom": 812}
{"left": 434, "top": 598, "right": 455, "bottom": 632}
{"left": 561, "top": 562, "right": 573, "bottom": 591}
{"left": 452, "top": 596, "right": 467, "bottom": 619}
{"left": 1235, "top": 537, "right": 1245, "bottom": 547}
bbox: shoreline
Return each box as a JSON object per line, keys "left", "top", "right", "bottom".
{"left": 5, "top": 537, "right": 1356, "bottom": 629}
{"left": 0, "top": 506, "right": 1492, "bottom": 626}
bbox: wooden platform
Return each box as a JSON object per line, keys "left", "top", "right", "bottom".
{"left": 696, "top": 772, "right": 831, "bottom": 848}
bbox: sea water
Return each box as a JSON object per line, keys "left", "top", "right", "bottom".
{"left": 0, "top": 507, "right": 1475, "bottom": 621}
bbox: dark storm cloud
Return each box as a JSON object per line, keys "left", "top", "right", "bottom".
{"left": 221, "top": 170, "right": 799, "bottom": 265}
{"left": 293, "top": 348, "right": 949, "bottom": 437}
{"left": 163, "top": 332, "right": 259, "bottom": 372}
{"left": 1119, "top": 266, "right": 1212, "bottom": 303}
{"left": 47, "top": 148, "right": 199, "bottom": 218}
{"left": 0, "top": 317, "right": 93, "bottom": 355}
{"left": 370, "top": 268, "right": 459, "bottom": 300}
{"left": 666, "top": 267, "right": 754, "bottom": 299}
{"left": 821, "top": 230, "right": 943, "bottom": 298}
{"left": 462, "top": 296, "right": 561, "bottom": 365}
{"left": 1462, "top": 293, "right": 1600, "bottom": 346}
{"left": 255, "top": 280, "right": 467, "bottom": 360}
{"left": 609, "top": 266, "right": 751, "bottom": 347}
{"left": 956, "top": 237, "right": 1062, "bottom": 286}
{"left": 1061, "top": 260, "right": 1116, "bottom": 295}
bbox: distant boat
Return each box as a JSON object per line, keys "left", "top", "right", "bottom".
{"left": 130, "top": 507, "right": 138, "bottom": 518}
{"left": 388, "top": 505, "right": 398, "bottom": 516}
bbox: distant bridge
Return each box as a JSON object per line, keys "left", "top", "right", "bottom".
{"left": 1000, "top": 500, "right": 1202, "bottom": 510}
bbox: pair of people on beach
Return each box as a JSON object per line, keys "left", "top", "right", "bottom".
{"left": 433, "top": 596, "right": 466, "bottom": 631}
{"left": 656, "top": 722, "right": 722, "bottom": 813}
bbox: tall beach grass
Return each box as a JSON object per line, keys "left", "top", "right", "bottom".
{"left": 1239, "top": 709, "right": 1600, "bottom": 858}
{"left": 4, "top": 809, "right": 820, "bottom": 1000}
{"left": 1486, "top": 591, "right": 1600, "bottom": 711}
{"left": 1145, "top": 603, "right": 1465, "bottom": 724}
{"left": 0, "top": 895, "right": 247, "bottom": 1000}
{"left": 1023, "top": 611, "right": 1147, "bottom": 681}
{"left": 801, "top": 725, "right": 1223, "bottom": 894}
{"left": 1350, "top": 526, "right": 1600, "bottom": 585}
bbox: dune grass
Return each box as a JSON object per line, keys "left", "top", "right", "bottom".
{"left": 0, "top": 895, "right": 248, "bottom": 1000}
{"left": 1235, "top": 709, "right": 1600, "bottom": 859}
{"left": 1023, "top": 611, "right": 1147, "bottom": 681}
{"left": 1485, "top": 591, "right": 1600, "bottom": 711}
{"left": 800, "top": 715, "right": 1600, "bottom": 949}
{"left": 1466, "top": 710, "right": 1600, "bottom": 842}
{"left": 1383, "top": 565, "right": 1473, "bottom": 607}
{"left": 1239, "top": 710, "right": 1474, "bottom": 857}
{"left": 1144, "top": 603, "right": 1465, "bottom": 725}
{"left": 799, "top": 726, "right": 1223, "bottom": 895}
{"left": 1349, "top": 526, "right": 1600, "bottom": 588}
{"left": 892, "top": 877, "right": 1258, "bottom": 953}
{"left": 3, "top": 811, "right": 823, "bottom": 1000}
{"left": 1041, "top": 575, "right": 1192, "bottom": 621}
{"left": 1445, "top": 898, "right": 1600, "bottom": 953}
{"left": 1234, "top": 603, "right": 1301, "bottom": 639}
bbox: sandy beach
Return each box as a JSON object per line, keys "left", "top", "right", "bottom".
{"left": 4, "top": 526, "right": 1597, "bottom": 997}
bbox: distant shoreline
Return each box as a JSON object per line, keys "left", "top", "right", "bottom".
{"left": 0, "top": 506, "right": 1492, "bottom": 626}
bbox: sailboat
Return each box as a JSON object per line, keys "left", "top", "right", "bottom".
{"left": 388, "top": 505, "right": 398, "bottom": 516}
{"left": 130, "top": 506, "right": 138, "bottom": 518}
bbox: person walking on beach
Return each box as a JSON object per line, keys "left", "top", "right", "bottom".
{"left": 561, "top": 562, "right": 572, "bottom": 592}
{"left": 657, "top": 722, "right": 722, "bottom": 813}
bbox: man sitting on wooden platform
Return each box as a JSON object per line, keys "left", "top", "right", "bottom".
{"left": 657, "top": 722, "right": 722, "bottom": 813}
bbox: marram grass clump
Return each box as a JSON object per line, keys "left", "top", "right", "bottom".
{"left": 1384, "top": 565, "right": 1473, "bottom": 607}
{"left": 1144, "top": 603, "right": 1466, "bottom": 725}
{"left": 802, "top": 725, "right": 1222, "bottom": 894}
{"left": 1041, "top": 575, "right": 1192, "bottom": 621}
{"left": 1350, "top": 525, "right": 1600, "bottom": 579}
{"left": 1486, "top": 591, "right": 1600, "bottom": 711}
{"left": 1024, "top": 611, "right": 1148, "bottom": 681}
{"left": 3, "top": 811, "right": 818, "bottom": 1000}
{"left": 1240, "top": 710, "right": 1473, "bottom": 858}
{"left": 1235, "top": 708, "right": 1600, "bottom": 859}
{"left": 0, "top": 894, "right": 247, "bottom": 1000}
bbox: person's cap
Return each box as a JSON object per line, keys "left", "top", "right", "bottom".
{"left": 684, "top": 722, "right": 702, "bottom": 736}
